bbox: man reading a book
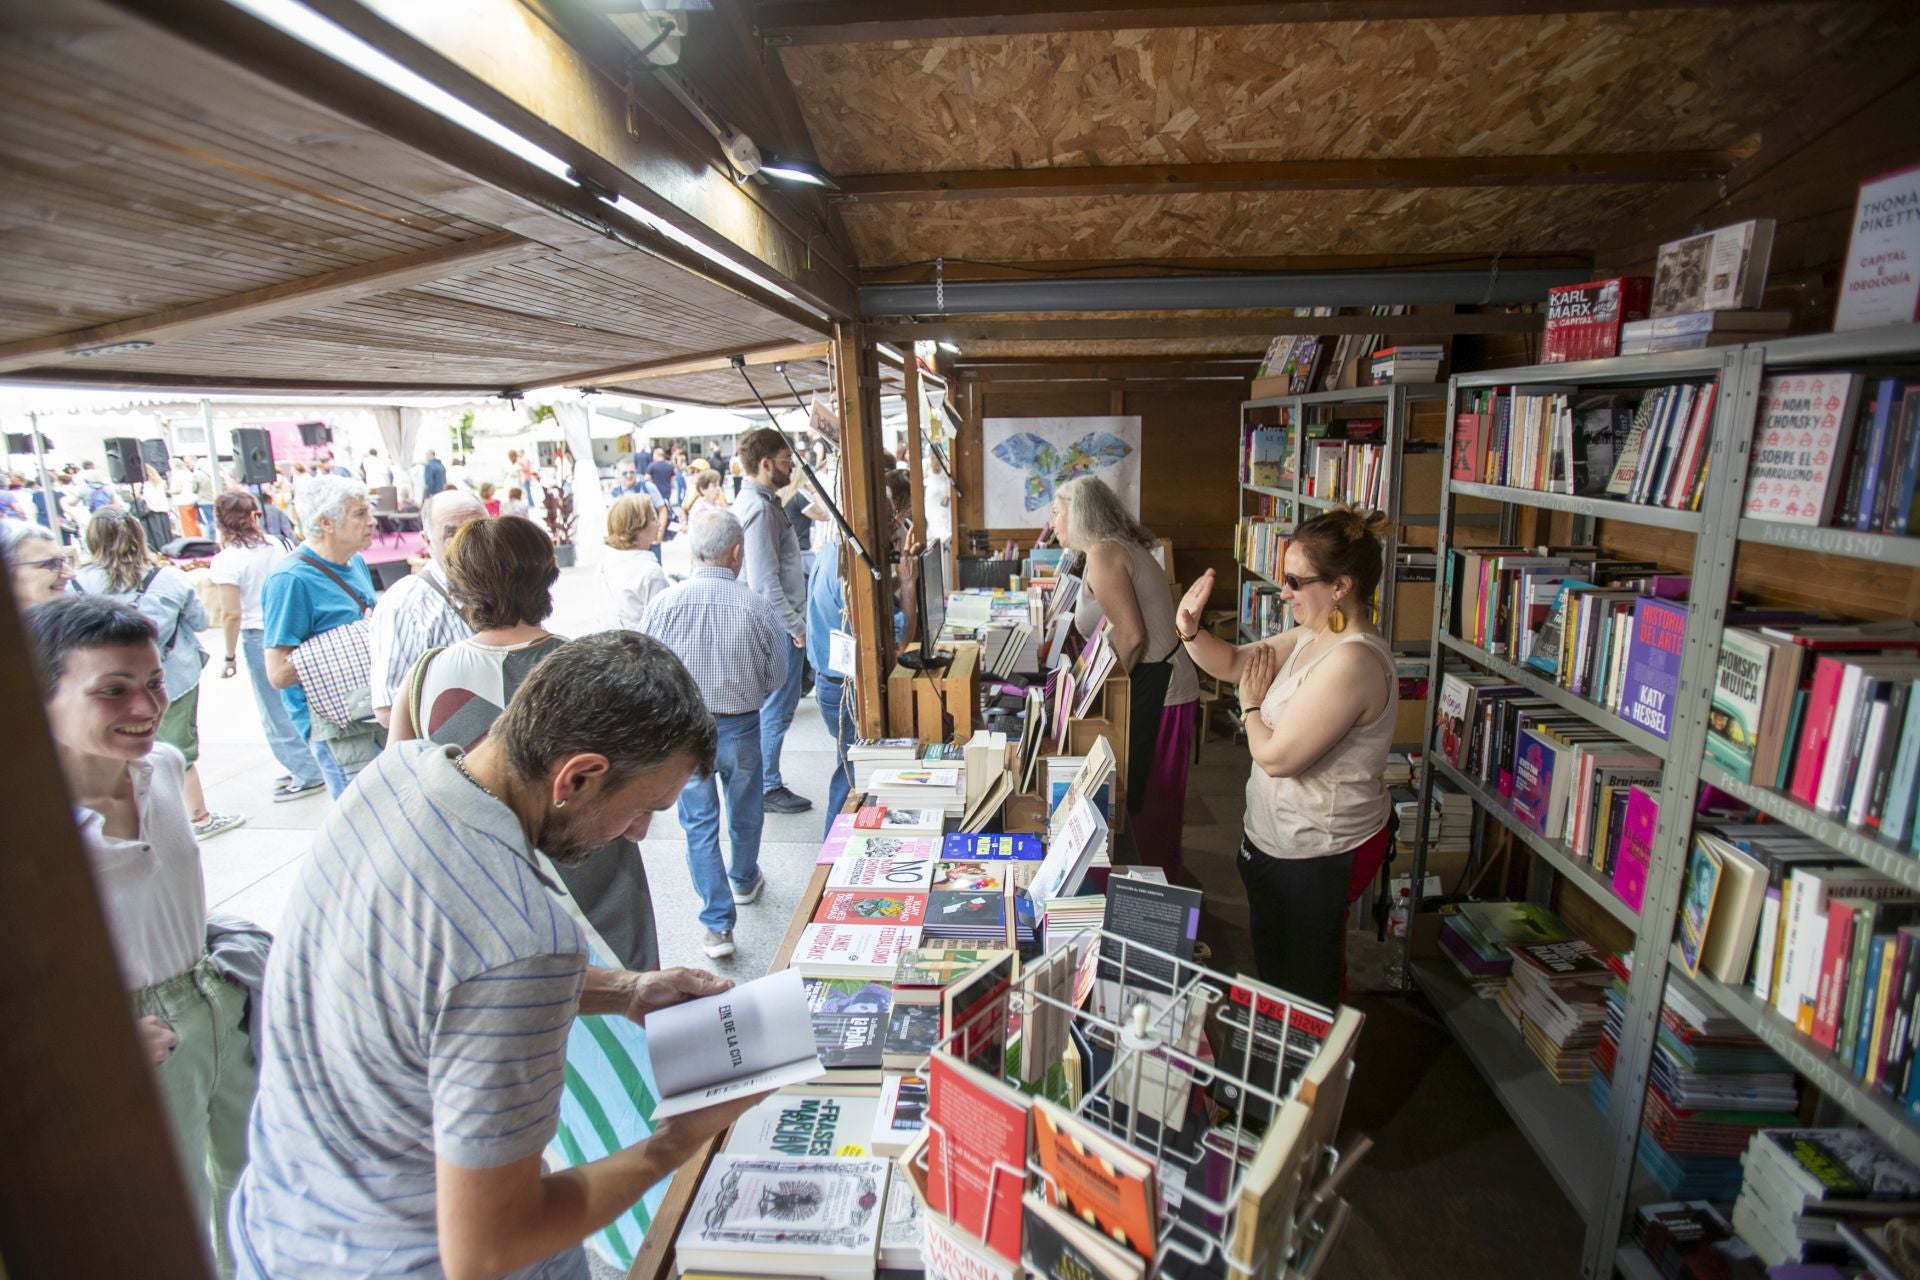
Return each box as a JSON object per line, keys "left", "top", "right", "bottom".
{"left": 230, "top": 632, "right": 765, "bottom": 1280}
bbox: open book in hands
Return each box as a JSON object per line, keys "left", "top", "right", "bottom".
{"left": 644, "top": 967, "right": 825, "bottom": 1118}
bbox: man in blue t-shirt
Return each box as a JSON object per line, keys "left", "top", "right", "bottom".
{"left": 263, "top": 474, "right": 378, "bottom": 797}
{"left": 808, "top": 469, "right": 918, "bottom": 829}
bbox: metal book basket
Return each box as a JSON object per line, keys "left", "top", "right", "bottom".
{"left": 903, "top": 928, "right": 1370, "bottom": 1280}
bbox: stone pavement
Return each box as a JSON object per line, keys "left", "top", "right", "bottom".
{"left": 192, "top": 534, "right": 836, "bottom": 982}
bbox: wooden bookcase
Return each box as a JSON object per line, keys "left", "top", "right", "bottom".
{"left": 1401, "top": 323, "right": 1920, "bottom": 1279}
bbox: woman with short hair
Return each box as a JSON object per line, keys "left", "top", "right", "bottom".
{"left": 26, "top": 594, "right": 259, "bottom": 1276}
{"left": 1051, "top": 476, "right": 1198, "bottom": 877}
{"left": 390, "top": 515, "right": 660, "bottom": 971}
{"left": 2, "top": 519, "right": 75, "bottom": 606}
{"left": 78, "top": 509, "right": 243, "bottom": 840}
{"left": 599, "top": 493, "right": 670, "bottom": 632}
{"left": 208, "top": 492, "right": 323, "bottom": 802}
{"left": 1176, "top": 506, "right": 1397, "bottom": 1006}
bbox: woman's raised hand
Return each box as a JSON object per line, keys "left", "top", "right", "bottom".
{"left": 1238, "top": 641, "right": 1278, "bottom": 708}
{"left": 1177, "top": 568, "right": 1214, "bottom": 636}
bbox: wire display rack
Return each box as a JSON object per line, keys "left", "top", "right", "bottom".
{"left": 905, "top": 928, "right": 1368, "bottom": 1279}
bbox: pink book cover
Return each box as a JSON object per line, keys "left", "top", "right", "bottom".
{"left": 818, "top": 813, "right": 856, "bottom": 865}
{"left": 1611, "top": 786, "right": 1658, "bottom": 915}
{"left": 1788, "top": 656, "right": 1848, "bottom": 807}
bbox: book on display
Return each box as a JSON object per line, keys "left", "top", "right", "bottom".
{"left": 676, "top": 1154, "right": 889, "bottom": 1280}
{"left": 803, "top": 976, "right": 891, "bottom": 1071}
{"left": 814, "top": 889, "right": 930, "bottom": 928}
{"left": 643, "top": 968, "right": 825, "bottom": 1118}
{"left": 793, "top": 925, "right": 924, "bottom": 980}
{"left": 871, "top": 1072, "right": 927, "bottom": 1157}
{"left": 925, "top": 1050, "right": 1030, "bottom": 1263}
{"left": 723, "top": 1089, "right": 883, "bottom": 1159}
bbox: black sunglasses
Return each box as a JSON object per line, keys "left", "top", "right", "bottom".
{"left": 1282, "top": 573, "right": 1328, "bottom": 592}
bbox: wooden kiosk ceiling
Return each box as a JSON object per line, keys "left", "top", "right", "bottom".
{"left": 0, "top": 0, "right": 831, "bottom": 406}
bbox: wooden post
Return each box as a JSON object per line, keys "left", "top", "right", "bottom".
{"left": 903, "top": 357, "right": 928, "bottom": 542}
{"left": 833, "top": 322, "right": 893, "bottom": 738}
{"left": 0, "top": 576, "right": 211, "bottom": 1277}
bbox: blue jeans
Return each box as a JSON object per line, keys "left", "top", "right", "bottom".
{"left": 310, "top": 739, "right": 351, "bottom": 798}
{"left": 816, "top": 674, "right": 856, "bottom": 836}
{"left": 759, "top": 637, "right": 805, "bottom": 793}
{"left": 241, "top": 629, "right": 323, "bottom": 789}
{"left": 678, "top": 711, "right": 765, "bottom": 932}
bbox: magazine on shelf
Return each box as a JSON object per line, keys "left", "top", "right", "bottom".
{"left": 643, "top": 967, "right": 825, "bottom": 1119}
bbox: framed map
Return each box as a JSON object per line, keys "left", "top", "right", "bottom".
{"left": 982, "top": 415, "right": 1141, "bottom": 529}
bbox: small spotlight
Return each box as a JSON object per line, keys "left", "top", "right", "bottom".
{"left": 758, "top": 155, "right": 838, "bottom": 190}
{"left": 937, "top": 341, "right": 961, "bottom": 355}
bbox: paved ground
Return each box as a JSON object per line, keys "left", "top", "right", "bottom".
{"left": 193, "top": 534, "right": 834, "bottom": 980}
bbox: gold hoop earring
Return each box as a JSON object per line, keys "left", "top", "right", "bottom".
{"left": 1327, "top": 606, "right": 1348, "bottom": 634}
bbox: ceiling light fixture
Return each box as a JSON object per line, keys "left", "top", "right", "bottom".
{"left": 757, "top": 156, "right": 838, "bottom": 190}
{"left": 936, "top": 340, "right": 961, "bottom": 355}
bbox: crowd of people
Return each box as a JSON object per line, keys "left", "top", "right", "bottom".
{"left": 3, "top": 409, "right": 1399, "bottom": 1276}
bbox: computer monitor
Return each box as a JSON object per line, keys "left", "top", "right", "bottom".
{"left": 898, "top": 538, "right": 951, "bottom": 671}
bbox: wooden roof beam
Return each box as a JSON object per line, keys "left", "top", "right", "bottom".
{"left": 0, "top": 370, "right": 521, "bottom": 397}
{"left": 753, "top": 0, "right": 1807, "bottom": 45}
{"left": 860, "top": 252, "right": 1593, "bottom": 282}
{"left": 0, "top": 233, "right": 539, "bottom": 376}
{"left": 269, "top": 0, "right": 860, "bottom": 319}
{"left": 834, "top": 153, "right": 1735, "bottom": 204}
{"left": 554, "top": 340, "right": 833, "bottom": 390}
{"left": 870, "top": 313, "right": 1543, "bottom": 342}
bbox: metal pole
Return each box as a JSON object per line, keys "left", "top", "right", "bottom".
{"left": 28, "top": 411, "right": 60, "bottom": 541}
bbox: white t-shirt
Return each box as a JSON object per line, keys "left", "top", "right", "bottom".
{"left": 209, "top": 540, "right": 292, "bottom": 630}
{"left": 74, "top": 745, "right": 206, "bottom": 991}
{"left": 598, "top": 546, "right": 670, "bottom": 632}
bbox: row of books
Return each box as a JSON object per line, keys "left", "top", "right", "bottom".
{"left": 1745, "top": 372, "right": 1920, "bottom": 531}
{"left": 1451, "top": 383, "right": 1714, "bottom": 510}
{"left": 1676, "top": 825, "right": 1920, "bottom": 1117}
{"left": 1705, "top": 622, "right": 1920, "bottom": 841}
{"left": 1240, "top": 581, "right": 1290, "bottom": 641}
{"left": 1240, "top": 422, "right": 1294, "bottom": 489}
{"left": 1236, "top": 512, "right": 1288, "bottom": 584}
{"left": 1589, "top": 952, "right": 1798, "bottom": 1202}
{"left": 1303, "top": 438, "right": 1387, "bottom": 508}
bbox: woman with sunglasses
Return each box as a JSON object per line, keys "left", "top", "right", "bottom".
{"left": 1175, "top": 506, "right": 1397, "bottom": 1007}
{"left": 1051, "top": 476, "right": 1200, "bottom": 878}
{"left": 3, "top": 519, "right": 76, "bottom": 606}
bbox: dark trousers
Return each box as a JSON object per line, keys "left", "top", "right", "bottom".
{"left": 1236, "top": 825, "right": 1391, "bottom": 1008}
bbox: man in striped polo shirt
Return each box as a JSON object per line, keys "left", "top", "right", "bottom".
{"left": 232, "top": 632, "right": 759, "bottom": 1278}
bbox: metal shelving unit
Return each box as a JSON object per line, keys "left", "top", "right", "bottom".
{"left": 1404, "top": 345, "right": 1754, "bottom": 1280}
{"left": 1400, "top": 324, "right": 1920, "bottom": 1279}
{"left": 1235, "top": 382, "right": 1446, "bottom": 644}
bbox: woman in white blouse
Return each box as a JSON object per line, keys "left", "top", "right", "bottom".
{"left": 598, "top": 493, "right": 669, "bottom": 631}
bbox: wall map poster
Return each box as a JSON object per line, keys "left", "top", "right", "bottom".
{"left": 982, "top": 416, "right": 1141, "bottom": 529}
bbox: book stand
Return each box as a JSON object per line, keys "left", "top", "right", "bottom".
{"left": 908, "top": 929, "right": 1367, "bottom": 1278}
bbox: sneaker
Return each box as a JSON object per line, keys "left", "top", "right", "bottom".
{"left": 272, "top": 779, "right": 326, "bottom": 802}
{"left": 702, "top": 929, "right": 736, "bottom": 959}
{"left": 731, "top": 872, "right": 766, "bottom": 906}
{"left": 762, "top": 785, "right": 813, "bottom": 815}
{"left": 193, "top": 811, "right": 247, "bottom": 840}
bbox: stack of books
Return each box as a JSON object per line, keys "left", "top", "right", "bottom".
{"left": 678, "top": 1153, "right": 892, "bottom": 1280}
{"left": 867, "top": 765, "right": 966, "bottom": 817}
{"left": 1589, "top": 954, "right": 1798, "bottom": 1200}
{"left": 848, "top": 738, "right": 919, "bottom": 792}
{"left": 1436, "top": 901, "right": 1574, "bottom": 999}
{"left": 1626, "top": 1201, "right": 1757, "bottom": 1275}
{"left": 1617, "top": 309, "right": 1790, "bottom": 355}
{"left": 1391, "top": 780, "right": 1470, "bottom": 867}
{"left": 1370, "top": 344, "right": 1443, "bottom": 384}
{"left": 1496, "top": 939, "right": 1611, "bottom": 1083}
{"left": 1731, "top": 1128, "right": 1920, "bottom": 1267}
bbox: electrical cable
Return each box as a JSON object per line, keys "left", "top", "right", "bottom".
{"left": 729, "top": 356, "right": 883, "bottom": 583}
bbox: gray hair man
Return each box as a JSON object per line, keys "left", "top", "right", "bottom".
{"left": 262, "top": 472, "right": 377, "bottom": 796}
{"left": 640, "top": 509, "right": 789, "bottom": 958}
{"left": 230, "top": 631, "right": 764, "bottom": 1278}
{"left": 367, "top": 488, "right": 487, "bottom": 727}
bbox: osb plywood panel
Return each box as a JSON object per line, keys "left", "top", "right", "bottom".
{"left": 842, "top": 183, "right": 1673, "bottom": 265}
{"left": 782, "top": 7, "right": 1875, "bottom": 176}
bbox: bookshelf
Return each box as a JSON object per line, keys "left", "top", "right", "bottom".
{"left": 1234, "top": 383, "right": 1448, "bottom": 646}
{"left": 1402, "top": 324, "right": 1920, "bottom": 1279}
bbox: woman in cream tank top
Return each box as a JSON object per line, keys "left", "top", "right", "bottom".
{"left": 1052, "top": 477, "right": 1200, "bottom": 877}
{"left": 1174, "top": 506, "right": 1396, "bottom": 1006}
